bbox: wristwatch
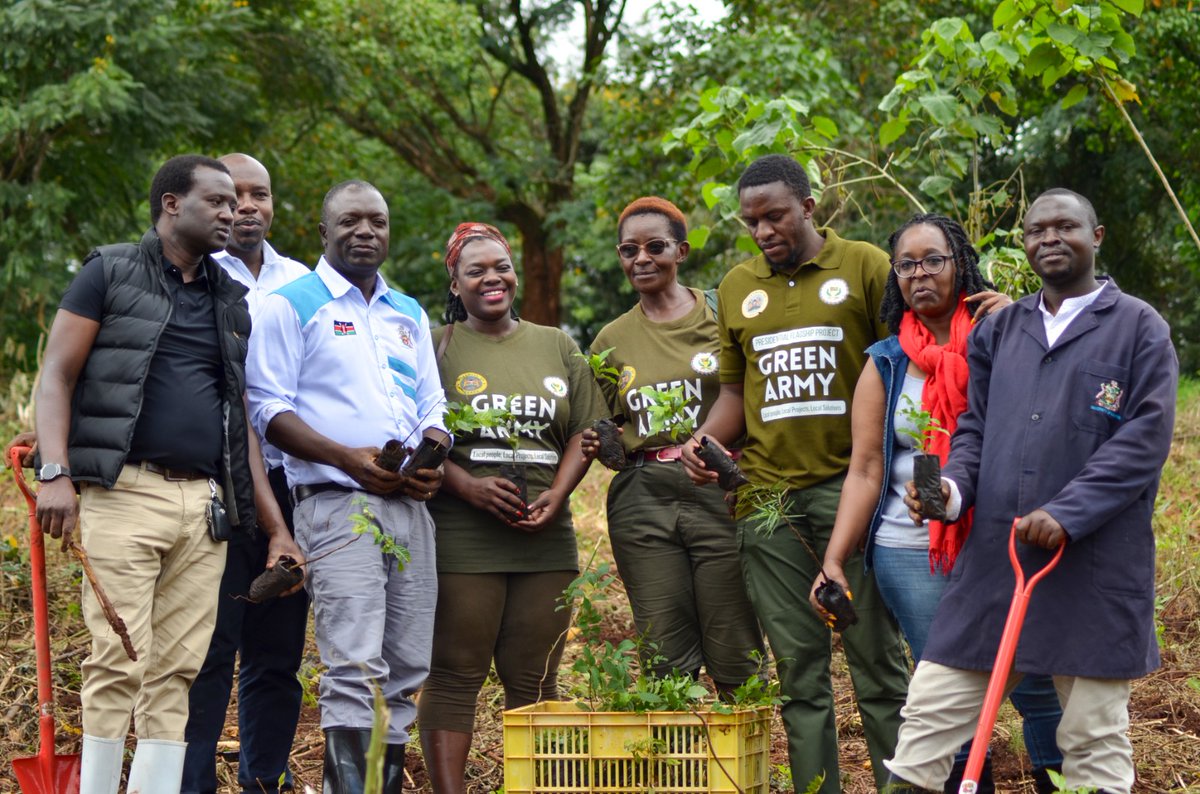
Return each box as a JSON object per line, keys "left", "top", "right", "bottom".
{"left": 37, "top": 463, "right": 71, "bottom": 483}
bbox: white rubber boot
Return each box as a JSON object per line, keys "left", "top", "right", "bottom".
{"left": 80, "top": 735, "right": 124, "bottom": 794}
{"left": 125, "top": 738, "right": 187, "bottom": 794}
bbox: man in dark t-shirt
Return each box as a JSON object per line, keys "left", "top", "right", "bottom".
{"left": 33, "top": 155, "right": 301, "bottom": 794}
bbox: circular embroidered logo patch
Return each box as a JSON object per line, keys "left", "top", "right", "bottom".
{"left": 544, "top": 376, "right": 568, "bottom": 397}
{"left": 454, "top": 372, "right": 486, "bottom": 396}
{"left": 819, "top": 278, "right": 849, "bottom": 305}
{"left": 742, "top": 289, "right": 768, "bottom": 318}
{"left": 691, "top": 351, "right": 718, "bottom": 375}
{"left": 618, "top": 365, "right": 636, "bottom": 395}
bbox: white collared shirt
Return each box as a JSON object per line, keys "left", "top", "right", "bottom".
{"left": 214, "top": 241, "right": 310, "bottom": 317}
{"left": 1039, "top": 280, "right": 1107, "bottom": 347}
{"left": 247, "top": 257, "right": 448, "bottom": 489}
{"left": 215, "top": 241, "right": 310, "bottom": 468}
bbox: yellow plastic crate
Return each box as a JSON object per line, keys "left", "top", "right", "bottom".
{"left": 502, "top": 701, "right": 772, "bottom": 793}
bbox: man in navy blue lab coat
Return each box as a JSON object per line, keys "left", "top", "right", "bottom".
{"left": 884, "top": 189, "right": 1177, "bottom": 794}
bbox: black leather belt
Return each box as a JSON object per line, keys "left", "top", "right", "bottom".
{"left": 140, "top": 461, "right": 207, "bottom": 481}
{"left": 291, "top": 482, "right": 355, "bottom": 506}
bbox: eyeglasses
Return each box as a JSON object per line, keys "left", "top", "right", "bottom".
{"left": 616, "top": 239, "right": 676, "bottom": 260}
{"left": 892, "top": 254, "right": 952, "bottom": 279}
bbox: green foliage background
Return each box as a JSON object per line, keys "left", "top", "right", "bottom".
{"left": 1, "top": 0, "right": 1197, "bottom": 376}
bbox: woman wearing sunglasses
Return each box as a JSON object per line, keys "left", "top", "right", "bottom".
{"left": 583, "top": 197, "right": 764, "bottom": 694}
{"left": 808, "top": 213, "right": 1064, "bottom": 793}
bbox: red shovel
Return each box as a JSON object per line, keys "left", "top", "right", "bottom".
{"left": 10, "top": 446, "right": 81, "bottom": 794}
{"left": 958, "top": 517, "right": 1064, "bottom": 794}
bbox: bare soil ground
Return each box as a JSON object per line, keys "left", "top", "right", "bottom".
{"left": 2, "top": 391, "right": 1198, "bottom": 791}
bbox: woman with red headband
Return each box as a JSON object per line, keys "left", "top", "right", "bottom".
{"left": 583, "top": 197, "right": 765, "bottom": 695}
{"left": 417, "top": 223, "right": 606, "bottom": 792}
{"left": 809, "top": 214, "right": 1063, "bottom": 793}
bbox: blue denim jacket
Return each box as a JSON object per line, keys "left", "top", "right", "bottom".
{"left": 862, "top": 334, "right": 908, "bottom": 569}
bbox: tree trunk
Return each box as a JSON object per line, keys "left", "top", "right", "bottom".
{"left": 502, "top": 204, "right": 563, "bottom": 326}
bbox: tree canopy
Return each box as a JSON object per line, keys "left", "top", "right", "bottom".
{"left": 1, "top": 0, "right": 1196, "bottom": 373}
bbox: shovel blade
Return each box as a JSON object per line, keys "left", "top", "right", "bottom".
{"left": 12, "top": 753, "right": 81, "bottom": 794}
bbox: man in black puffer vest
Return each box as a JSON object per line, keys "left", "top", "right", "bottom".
{"left": 33, "top": 154, "right": 303, "bottom": 794}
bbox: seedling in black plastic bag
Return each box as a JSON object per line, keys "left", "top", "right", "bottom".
{"left": 897, "top": 394, "right": 951, "bottom": 521}
{"left": 744, "top": 482, "right": 858, "bottom": 632}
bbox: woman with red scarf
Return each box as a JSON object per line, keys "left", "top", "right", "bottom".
{"left": 808, "top": 214, "right": 1063, "bottom": 793}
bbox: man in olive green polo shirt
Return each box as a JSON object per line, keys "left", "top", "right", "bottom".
{"left": 682, "top": 154, "right": 909, "bottom": 793}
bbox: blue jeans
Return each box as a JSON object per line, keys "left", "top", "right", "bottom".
{"left": 182, "top": 467, "right": 309, "bottom": 794}
{"left": 873, "top": 545, "right": 1064, "bottom": 770}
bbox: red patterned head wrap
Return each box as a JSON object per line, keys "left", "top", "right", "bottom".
{"left": 444, "top": 222, "right": 511, "bottom": 277}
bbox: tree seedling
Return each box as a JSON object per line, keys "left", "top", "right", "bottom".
{"left": 744, "top": 482, "right": 858, "bottom": 632}
{"left": 897, "top": 394, "right": 952, "bottom": 520}
{"left": 578, "top": 347, "right": 629, "bottom": 470}
{"left": 246, "top": 498, "right": 410, "bottom": 603}
{"left": 577, "top": 346, "right": 620, "bottom": 386}
{"left": 444, "top": 398, "right": 547, "bottom": 519}
{"left": 639, "top": 383, "right": 749, "bottom": 490}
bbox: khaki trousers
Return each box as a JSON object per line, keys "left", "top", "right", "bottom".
{"left": 885, "top": 661, "right": 1134, "bottom": 793}
{"left": 78, "top": 463, "right": 227, "bottom": 741}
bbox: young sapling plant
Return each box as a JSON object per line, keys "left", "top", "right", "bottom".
{"left": 577, "top": 347, "right": 628, "bottom": 470}
{"left": 246, "top": 499, "right": 410, "bottom": 603}
{"left": 445, "top": 398, "right": 547, "bottom": 519}
{"left": 897, "top": 394, "right": 952, "bottom": 520}
{"left": 639, "top": 383, "right": 748, "bottom": 490}
{"left": 743, "top": 482, "right": 858, "bottom": 632}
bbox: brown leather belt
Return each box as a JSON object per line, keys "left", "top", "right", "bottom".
{"left": 627, "top": 446, "right": 743, "bottom": 467}
{"left": 291, "top": 482, "right": 355, "bottom": 506}
{"left": 140, "top": 461, "right": 207, "bottom": 481}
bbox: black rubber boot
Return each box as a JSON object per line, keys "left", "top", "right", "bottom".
{"left": 1031, "top": 765, "right": 1061, "bottom": 794}
{"left": 383, "top": 743, "right": 406, "bottom": 793}
{"left": 943, "top": 756, "right": 994, "bottom": 794}
{"left": 323, "top": 729, "right": 371, "bottom": 794}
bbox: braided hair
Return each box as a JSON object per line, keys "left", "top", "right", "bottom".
{"left": 879, "top": 213, "right": 994, "bottom": 335}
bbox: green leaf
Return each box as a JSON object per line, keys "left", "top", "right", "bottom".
{"left": 993, "top": 0, "right": 1017, "bottom": 28}
{"left": 930, "top": 17, "right": 969, "bottom": 46}
{"left": 1025, "top": 42, "right": 1062, "bottom": 76}
{"left": 917, "top": 92, "right": 959, "bottom": 126}
{"left": 879, "top": 117, "right": 907, "bottom": 147}
{"left": 702, "top": 181, "right": 728, "bottom": 210}
{"left": 878, "top": 84, "right": 907, "bottom": 113}
{"left": 1046, "top": 22, "right": 1079, "bottom": 47}
{"left": 1061, "top": 83, "right": 1088, "bottom": 109}
{"left": 687, "top": 225, "right": 711, "bottom": 250}
{"left": 1109, "top": 0, "right": 1143, "bottom": 15}
{"left": 810, "top": 115, "right": 838, "bottom": 139}
{"left": 919, "top": 175, "right": 955, "bottom": 197}
{"left": 731, "top": 117, "right": 782, "bottom": 153}
{"left": 695, "top": 156, "right": 725, "bottom": 182}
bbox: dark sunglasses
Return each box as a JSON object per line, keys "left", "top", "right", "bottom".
{"left": 616, "top": 239, "right": 677, "bottom": 260}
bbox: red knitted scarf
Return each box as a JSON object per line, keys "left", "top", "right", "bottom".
{"left": 897, "top": 298, "right": 973, "bottom": 573}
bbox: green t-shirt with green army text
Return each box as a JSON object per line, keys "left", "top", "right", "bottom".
{"left": 428, "top": 321, "right": 608, "bottom": 573}
{"left": 717, "top": 227, "right": 890, "bottom": 490}
{"left": 590, "top": 287, "right": 721, "bottom": 454}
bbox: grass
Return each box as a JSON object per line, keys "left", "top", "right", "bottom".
{"left": 0, "top": 382, "right": 1198, "bottom": 791}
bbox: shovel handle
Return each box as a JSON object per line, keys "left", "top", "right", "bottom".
{"left": 959, "top": 517, "right": 1064, "bottom": 793}
{"left": 11, "top": 446, "right": 59, "bottom": 774}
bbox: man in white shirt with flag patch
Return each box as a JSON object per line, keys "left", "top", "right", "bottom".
{"left": 247, "top": 179, "right": 449, "bottom": 793}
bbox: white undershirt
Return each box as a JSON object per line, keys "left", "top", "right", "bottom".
{"left": 1039, "top": 280, "right": 1107, "bottom": 347}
